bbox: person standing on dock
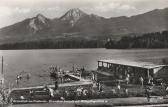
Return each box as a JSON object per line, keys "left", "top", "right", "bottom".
{"left": 145, "top": 87, "right": 151, "bottom": 102}
{"left": 140, "top": 76, "right": 144, "bottom": 87}
{"left": 48, "top": 87, "right": 54, "bottom": 98}
{"left": 29, "top": 90, "right": 34, "bottom": 100}
{"left": 126, "top": 76, "right": 129, "bottom": 85}
{"left": 16, "top": 75, "right": 20, "bottom": 86}
{"left": 54, "top": 81, "right": 58, "bottom": 90}
{"left": 26, "top": 73, "right": 31, "bottom": 80}
{"left": 117, "top": 82, "right": 121, "bottom": 96}
{"left": 124, "top": 87, "right": 128, "bottom": 97}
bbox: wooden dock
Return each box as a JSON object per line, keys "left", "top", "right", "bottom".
{"left": 11, "top": 74, "right": 92, "bottom": 91}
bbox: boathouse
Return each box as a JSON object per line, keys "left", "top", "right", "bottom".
{"left": 96, "top": 59, "right": 168, "bottom": 84}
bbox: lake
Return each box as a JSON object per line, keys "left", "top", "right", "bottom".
{"left": 0, "top": 48, "right": 168, "bottom": 87}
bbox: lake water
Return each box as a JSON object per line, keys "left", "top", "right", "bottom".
{"left": 0, "top": 48, "right": 168, "bottom": 107}
{"left": 0, "top": 48, "right": 168, "bottom": 87}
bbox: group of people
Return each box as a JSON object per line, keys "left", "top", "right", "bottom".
{"left": 29, "top": 85, "right": 55, "bottom": 100}
{"left": 76, "top": 86, "right": 89, "bottom": 99}
{"left": 28, "top": 81, "right": 91, "bottom": 101}
{"left": 124, "top": 73, "right": 155, "bottom": 87}
{"left": 16, "top": 72, "right": 31, "bottom": 86}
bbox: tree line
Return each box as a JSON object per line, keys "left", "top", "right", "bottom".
{"left": 0, "top": 39, "right": 104, "bottom": 49}
{"left": 0, "top": 30, "right": 168, "bottom": 49}
{"left": 105, "top": 30, "right": 168, "bottom": 49}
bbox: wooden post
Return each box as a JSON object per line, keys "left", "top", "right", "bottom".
{"left": 72, "top": 64, "right": 74, "bottom": 72}
{"left": 1, "top": 56, "right": 3, "bottom": 74}
{"left": 0, "top": 56, "right": 4, "bottom": 85}
{"left": 147, "top": 69, "right": 150, "bottom": 79}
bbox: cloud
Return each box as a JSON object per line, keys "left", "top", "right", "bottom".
{"left": 14, "top": 7, "right": 31, "bottom": 13}
{"left": 0, "top": 6, "right": 31, "bottom": 17}
{"left": 0, "top": 0, "right": 167, "bottom": 28}
{"left": 93, "top": 2, "right": 136, "bottom": 13}
{"left": 120, "top": 5, "right": 136, "bottom": 10}
{"left": 0, "top": 6, "right": 12, "bottom": 17}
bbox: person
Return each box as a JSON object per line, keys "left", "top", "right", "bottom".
{"left": 124, "top": 87, "right": 128, "bottom": 97}
{"left": 126, "top": 76, "right": 129, "bottom": 85}
{"left": 119, "top": 75, "right": 123, "bottom": 79}
{"left": 77, "top": 87, "right": 82, "bottom": 96}
{"left": 29, "top": 90, "right": 34, "bottom": 99}
{"left": 117, "top": 83, "right": 121, "bottom": 95}
{"left": 99, "top": 84, "right": 103, "bottom": 92}
{"left": 54, "top": 81, "right": 58, "bottom": 90}
{"left": 16, "top": 79, "right": 19, "bottom": 86}
{"left": 166, "top": 87, "right": 168, "bottom": 94}
{"left": 65, "top": 90, "right": 69, "bottom": 99}
{"left": 48, "top": 87, "right": 54, "bottom": 98}
{"left": 140, "top": 76, "right": 144, "bottom": 87}
{"left": 20, "top": 96, "right": 24, "bottom": 100}
{"left": 76, "top": 87, "right": 83, "bottom": 99}
{"left": 82, "top": 89, "right": 88, "bottom": 96}
{"left": 148, "top": 75, "right": 152, "bottom": 85}
{"left": 145, "top": 87, "right": 151, "bottom": 102}
{"left": 150, "top": 77, "right": 154, "bottom": 85}
{"left": 60, "top": 96, "right": 65, "bottom": 101}
{"left": 82, "top": 89, "right": 88, "bottom": 99}
{"left": 92, "top": 73, "right": 95, "bottom": 81}
{"left": 97, "top": 81, "right": 103, "bottom": 92}
{"left": 16, "top": 75, "right": 20, "bottom": 80}
{"left": 43, "top": 85, "right": 50, "bottom": 94}
{"left": 26, "top": 73, "right": 31, "bottom": 80}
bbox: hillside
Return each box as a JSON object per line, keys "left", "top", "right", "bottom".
{"left": 0, "top": 8, "right": 167, "bottom": 48}
{"left": 105, "top": 30, "right": 168, "bottom": 49}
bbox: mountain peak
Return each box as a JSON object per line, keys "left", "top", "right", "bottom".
{"left": 28, "top": 14, "right": 49, "bottom": 32}
{"left": 35, "top": 14, "right": 47, "bottom": 24}
{"left": 36, "top": 13, "right": 45, "bottom": 17}
{"left": 60, "top": 8, "right": 87, "bottom": 26}
{"left": 68, "top": 8, "right": 85, "bottom": 14}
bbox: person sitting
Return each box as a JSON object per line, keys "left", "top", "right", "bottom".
{"left": 43, "top": 85, "right": 50, "bottom": 95}
{"left": 82, "top": 89, "right": 88, "bottom": 99}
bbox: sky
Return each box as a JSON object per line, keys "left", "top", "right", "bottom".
{"left": 0, "top": 0, "right": 168, "bottom": 28}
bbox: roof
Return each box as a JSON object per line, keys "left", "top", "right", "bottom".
{"left": 98, "top": 59, "right": 167, "bottom": 69}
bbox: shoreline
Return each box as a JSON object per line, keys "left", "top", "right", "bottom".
{"left": 12, "top": 97, "right": 168, "bottom": 106}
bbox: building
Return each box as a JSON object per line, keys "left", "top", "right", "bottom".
{"left": 96, "top": 59, "right": 168, "bottom": 84}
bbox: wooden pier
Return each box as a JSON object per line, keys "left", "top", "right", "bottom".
{"left": 11, "top": 73, "right": 92, "bottom": 91}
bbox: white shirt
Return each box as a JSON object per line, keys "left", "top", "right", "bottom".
{"left": 49, "top": 88, "right": 54, "bottom": 97}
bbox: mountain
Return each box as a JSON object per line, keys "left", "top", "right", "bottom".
{"left": 0, "top": 8, "right": 168, "bottom": 44}
{"left": 60, "top": 8, "right": 87, "bottom": 26}
{"left": 28, "top": 14, "right": 51, "bottom": 32}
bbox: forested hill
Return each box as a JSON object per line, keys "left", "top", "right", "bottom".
{"left": 0, "top": 31, "right": 168, "bottom": 49}
{"left": 105, "top": 30, "right": 168, "bottom": 49}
